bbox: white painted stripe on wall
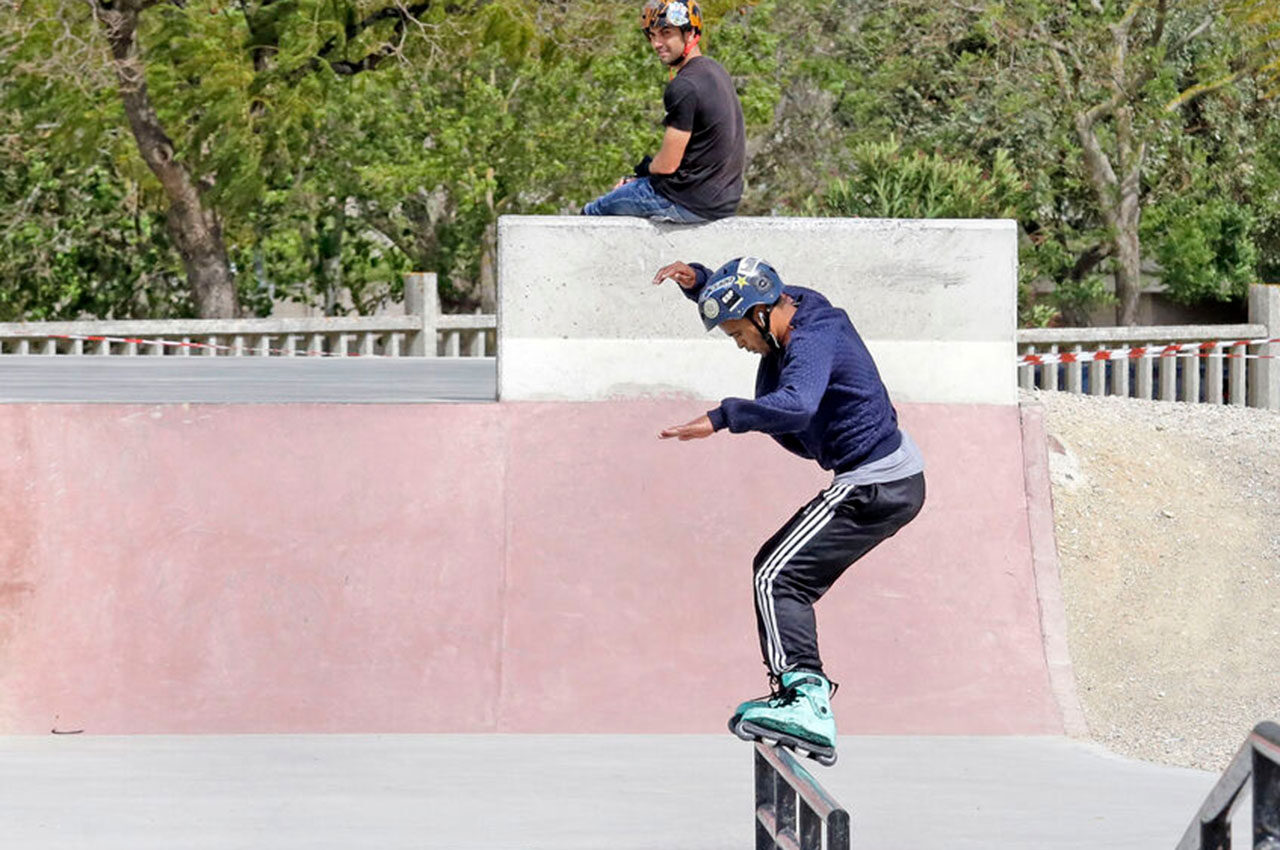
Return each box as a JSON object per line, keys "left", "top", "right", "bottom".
{"left": 499, "top": 339, "right": 1017, "bottom": 405}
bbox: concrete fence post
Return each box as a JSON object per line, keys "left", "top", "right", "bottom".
{"left": 1248, "top": 284, "right": 1279, "bottom": 410}
{"left": 404, "top": 272, "right": 439, "bottom": 357}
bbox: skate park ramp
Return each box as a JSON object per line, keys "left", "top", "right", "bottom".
{"left": 0, "top": 216, "right": 1222, "bottom": 847}
{"left": 0, "top": 217, "right": 1072, "bottom": 736}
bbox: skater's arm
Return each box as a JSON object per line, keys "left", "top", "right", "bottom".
{"left": 708, "top": 332, "right": 835, "bottom": 435}
{"left": 652, "top": 261, "right": 713, "bottom": 301}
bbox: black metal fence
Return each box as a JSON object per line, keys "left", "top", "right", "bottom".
{"left": 754, "top": 743, "right": 850, "bottom": 850}
{"left": 1176, "top": 721, "right": 1280, "bottom": 850}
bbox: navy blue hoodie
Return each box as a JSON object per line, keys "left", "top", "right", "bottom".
{"left": 685, "top": 263, "right": 901, "bottom": 472}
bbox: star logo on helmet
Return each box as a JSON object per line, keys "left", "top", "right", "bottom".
{"left": 734, "top": 275, "right": 750, "bottom": 289}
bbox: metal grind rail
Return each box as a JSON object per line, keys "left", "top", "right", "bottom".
{"left": 754, "top": 743, "right": 850, "bottom": 850}
{"left": 1176, "top": 720, "right": 1280, "bottom": 850}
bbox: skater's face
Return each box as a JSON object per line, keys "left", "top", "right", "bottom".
{"left": 648, "top": 25, "right": 689, "bottom": 66}
{"left": 719, "top": 316, "right": 771, "bottom": 355}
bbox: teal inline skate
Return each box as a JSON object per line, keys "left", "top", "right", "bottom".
{"left": 729, "top": 670, "right": 838, "bottom": 766}
{"left": 728, "top": 673, "right": 783, "bottom": 730}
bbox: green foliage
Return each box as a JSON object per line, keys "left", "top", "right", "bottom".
{"left": 1047, "top": 275, "right": 1116, "bottom": 326}
{"left": 788, "top": 0, "right": 1275, "bottom": 323}
{"left": 809, "top": 141, "right": 1027, "bottom": 219}
{"left": 0, "top": 125, "right": 190, "bottom": 321}
{"left": 1144, "top": 199, "right": 1259, "bottom": 303}
{"left": 805, "top": 139, "right": 1103, "bottom": 325}
{"left": 1, "top": 0, "right": 1277, "bottom": 322}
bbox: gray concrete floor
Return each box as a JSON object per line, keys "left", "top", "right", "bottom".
{"left": 0, "top": 734, "right": 1222, "bottom": 849}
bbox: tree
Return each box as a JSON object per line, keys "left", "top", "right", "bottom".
{"left": 3, "top": 0, "right": 474, "bottom": 316}
{"left": 994, "top": 0, "right": 1277, "bottom": 323}
{"left": 4, "top": 0, "right": 1275, "bottom": 323}
{"left": 771, "top": 0, "right": 1277, "bottom": 324}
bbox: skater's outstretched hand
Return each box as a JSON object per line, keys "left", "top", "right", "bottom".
{"left": 660, "top": 414, "right": 714, "bottom": 441}
{"left": 652, "top": 261, "right": 698, "bottom": 290}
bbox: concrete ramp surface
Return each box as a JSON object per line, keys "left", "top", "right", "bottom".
{"left": 0, "top": 400, "right": 1067, "bottom": 736}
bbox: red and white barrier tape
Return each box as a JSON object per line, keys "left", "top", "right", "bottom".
{"left": 39, "top": 333, "right": 388, "bottom": 358}
{"left": 1020, "top": 336, "right": 1280, "bottom": 367}
{"left": 11, "top": 331, "right": 1279, "bottom": 365}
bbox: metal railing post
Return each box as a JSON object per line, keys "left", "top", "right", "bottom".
{"left": 753, "top": 743, "right": 850, "bottom": 850}
{"left": 755, "top": 748, "right": 776, "bottom": 850}
{"left": 1257, "top": 733, "right": 1280, "bottom": 849}
{"left": 775, "top": 765, "right": 797, "bottom": 845}
{"left": 1177, "top": 722, "right": 1280, "bottom": 850}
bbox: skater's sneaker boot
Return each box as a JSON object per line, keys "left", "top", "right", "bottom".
{"left": 737, "top": 670, "right": 837, "bottom": 752}
{"left": 728, "top": 674, "right": 784, "bottom": 731}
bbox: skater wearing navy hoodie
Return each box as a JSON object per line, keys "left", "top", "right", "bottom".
{"left": 653, "top": 256, "right": 926, "bottom": 766}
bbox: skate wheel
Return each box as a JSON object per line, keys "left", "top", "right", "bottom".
{"left": 729, "top": 716, "right": 756, "bottom": 743}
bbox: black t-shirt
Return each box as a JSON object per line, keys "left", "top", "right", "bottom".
{"left": 650, "top": 56, "right": 745, "bottom": 220}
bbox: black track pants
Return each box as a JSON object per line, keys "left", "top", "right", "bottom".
{"left": 752, "top": 472, "right": 926, "bottom": 676}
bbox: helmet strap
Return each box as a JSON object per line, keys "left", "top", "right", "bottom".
{"left": 682, "top": 31, "right": 700, "bottom": 58}
{"left": 753, "top": 304, "right": 782, "bottom": 354}
{"left": 668, "top": 31, "right": 700, "bottom": 79}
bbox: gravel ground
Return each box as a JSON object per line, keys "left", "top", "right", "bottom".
{"left": 1024, "top": 390, "right": 1280, "bottom": 771}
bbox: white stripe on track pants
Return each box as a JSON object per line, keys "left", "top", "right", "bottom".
{"left": 752, "top": 472, "right": 926, "bottom": 676}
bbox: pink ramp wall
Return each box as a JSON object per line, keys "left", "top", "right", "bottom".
{"left": 0, "top": 401, "right": 1063, "bottom": 735}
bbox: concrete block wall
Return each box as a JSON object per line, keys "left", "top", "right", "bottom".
{"left": 498, "top": 216, "right": 1018, "bottom": 405}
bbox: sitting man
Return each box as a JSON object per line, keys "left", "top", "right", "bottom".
{"left": 582, "top": 0, "right": 745, "bottom": 223}
{"left": 653, "top": 256, "right": 927, "bottom": 765}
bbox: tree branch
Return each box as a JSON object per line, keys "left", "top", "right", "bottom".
{"left": 1080, "top": 91, "right": 1126, "bottom": 129}
{"left": 1147, "top": 0, "right": 1168, "bottom": 49}
{"left": 1106, "top": 2, "right": 1138, "bottom": 98}
{"left": 1172, "top": 15, "right": 1215, "bottom": 52}
{"left": 1027, "top": 23, "right": 1084, "bottom": 99}
{"left": 1164, "top": 67, "right": 1248, "bottom": 110}
{"left": 1074, "top": 110, "right": 1120, "bottom": 201}
{"left": 1070, "top": 243, "right": 1113, "bottom": 281}
{"left": 1162, "top": 15, "right": 1264, "bottom": 111}
{"left": 326, "top": 41, "right": 397, "bottom": 75}
{"left": 284, "top": 1, "right": 435, "bottom": 81}
{"left": 314, "top": 2, "right": 433, "bottom": 62}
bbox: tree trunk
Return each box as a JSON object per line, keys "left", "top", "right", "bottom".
{"left": 475, "top": 169, "right": 498, "bottom": 312}
{"left": 1074, "top": 107, "right": 1146, "bottom": 325}
{"left": 1112, "top": 221, "right": 1143, "bottom": 325}
{"left": 318, "top": 202, "right": 345, "bottom": 315}
{"left": 476, "top": 220, "right": 497, "bottom": 313}
{"left": 1112, "top": 104, "right": 1146, "bottom": 326}
{"left": 98, "top": 1, "right": 240, "bottom": 318}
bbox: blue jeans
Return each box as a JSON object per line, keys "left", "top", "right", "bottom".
{"left": 582, "top": 177, "right": 707, "bottom": 223}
